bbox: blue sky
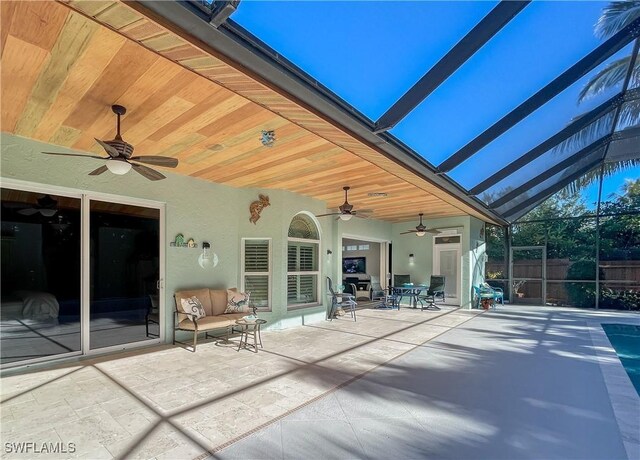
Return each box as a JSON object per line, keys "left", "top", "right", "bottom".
{"left": 233, "top": 1, "right": 639, "bottom": 209}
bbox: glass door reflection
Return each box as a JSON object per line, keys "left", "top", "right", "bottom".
{"left": 89, "top": 200, "right": 159, "bottom": 350}
{"left": 1, "top": 188, "right": 81, "bottom": 365}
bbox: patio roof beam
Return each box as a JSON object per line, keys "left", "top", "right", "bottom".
{"left": 500, "top": 159, "right": 604, "bottom": 220}
{"left": 488, "top": 136, "right": 612, "bottom": 209}
{"left": 373, "top": 1, "right": 530, "bottom": 134}
{"left": 468, "top": 92, "right": 626, "bottom": 196}
{"left": 438, "top": 17, "right": 640, "bottom": 173}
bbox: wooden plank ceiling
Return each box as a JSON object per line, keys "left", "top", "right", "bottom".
{"left": 0, "top": 1, "right": 494, "bottom": 224}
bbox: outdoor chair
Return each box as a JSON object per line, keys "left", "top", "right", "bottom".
{"left": 393, "top": 274, "right": 411, "bottom": 286}
{"left": 369, "top": 275, "right": 386, "bottom": 300}
{"left": 473, "top": 284, "right": 503, "bottom": 310}
{"left": 417, "top": 276, "right": 445, "bottom": 310}
{"left": 428, "top": 276, "right": 446, "bottom": 302}
{"left": 375, "top": 285, "right": 399, "bottom": 309}
{"left": 146, "top": 294, "right": 159, "bottom": 337}
{"left": 326, "top": 277, "right": 357, "bottom": 321}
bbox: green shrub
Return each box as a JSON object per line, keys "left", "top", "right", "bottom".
{"left": 565, "top": 260, "right": 601, "bottom": 308}
{"left": 600, "top": 289, "right": 640, "bottom": 311}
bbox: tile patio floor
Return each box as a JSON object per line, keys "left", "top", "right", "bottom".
{"left": 1, "top": 305, "right": 638, "bottom": 459}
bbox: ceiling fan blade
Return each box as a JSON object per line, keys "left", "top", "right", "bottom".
{"left": 131, "top": 163, "right": 165, "bottom": 181}
{"left": 315, "top": 212, "right": 341, "bottom": 217}
{"left": 95, "top": 138, "right": 119, "bottom": 158}
{"left": 400, "top": 230, "right": 417, "bottom": 235}
{"left": 43, "top": 152, "right": 104, "bottom": 160}
{"left": 353, "top": 213, "right": 369, "bottom": 219}
{"left": 426, "top": 229, "right": 441, "bottom": 234}
{"left": 88, "top": 165, "right": 108, "bottom": 176}
{"left": 17, "top": 208, "right": 38, "bottom": 216}
{"left": 129, "top": 156, "right": 178, "bottom": 168}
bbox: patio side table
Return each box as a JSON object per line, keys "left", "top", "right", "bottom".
{"left": 234, "top": 318, "right": 266, "bottom": 353}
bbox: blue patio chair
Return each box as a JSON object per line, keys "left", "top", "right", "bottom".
{"left": 473, "top": 284, "right": 503, "bottom": 310}
{"left": 376, "top": 287, "right": 399, "bottom": 309}
{"left": 369, "top": 275, "right": 386, "bottom": 301}
{"left": 326, "top": 277, "right": 357, "bottom": 321}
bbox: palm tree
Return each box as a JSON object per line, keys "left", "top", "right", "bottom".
{"left": 554, "top": 1, "right": 640, "bottom": 197}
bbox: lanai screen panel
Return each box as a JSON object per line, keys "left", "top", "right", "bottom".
{"left": 391, "top": 1, "right": 608, "bottom": 168}
{"left": 232, "top": 1, "right": 496, "bottom": 120}
{"left": 210, "top": 1, "right": 637, "bottom": 223}
{"left": 494, "top": 146, "right": 608, "bottom": 216}
{"left": 448, "top": 43, "right": 633, "bottom": 189}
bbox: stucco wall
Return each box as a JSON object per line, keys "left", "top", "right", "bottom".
{"left": 1, "top": 132, "right": 486, "bottom": 357}
{"left": 391, "top": 215, "right": 483, "bottom": 308}
{"left": 1, "top": 133, "right": 336, "bottom": 336}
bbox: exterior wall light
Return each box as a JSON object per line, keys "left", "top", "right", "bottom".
{"left": 409, "top": 253, "right": 415, "bottom": 264}
{"left": 199, "top": 241, "right": 218, "bottom": 268}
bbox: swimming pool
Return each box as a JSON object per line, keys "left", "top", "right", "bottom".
{"left": 602, "top": 323, "right": 640, "bottom": 396}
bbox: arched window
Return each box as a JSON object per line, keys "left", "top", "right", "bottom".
{"left": 287, "top": 213, "right": 321, "bottom": 307}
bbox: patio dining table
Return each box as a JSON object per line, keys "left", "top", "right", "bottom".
{"left": 391, "top": 285, "right": 428, "bottom": 309}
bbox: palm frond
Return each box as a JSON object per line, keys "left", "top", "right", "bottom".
{"left": 594, "top": 1, "right": 640, "bottom": 39}
{"left": 616, "top": 98, "right": 640, "bottom": 131}
{"left": 551, "top": 111, "right": 615, "bottom": 156}
{"left": 578, "top": 56, "right": 632, "bottom": 103}
{"left": 560, "top": 159, "right": 640, "bottom": 196}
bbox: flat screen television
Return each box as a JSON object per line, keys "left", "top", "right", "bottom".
{"left": 343, "top": 257, "right": 366, "bottom": 274}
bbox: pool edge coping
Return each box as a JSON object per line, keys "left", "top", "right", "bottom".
{"left": 588, "top": 320, "right": 640, "bottom": 460}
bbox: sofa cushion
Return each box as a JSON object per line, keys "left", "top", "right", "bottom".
{"left": 177, "top": 313, "right": 250, "bottom": 331}
{"left": 225, "top": 289, "right": 250, "bottom": 313}
{"left": 178, "top": 315, "right": 233, "bottom": 331}
{"left": 175, "top": 288, "right": 214, "bottom": 316}
{"left": 179, "top": 296, "right": 206, "bottom": 320}
{"left": 209, "top": 289, "right": 229, "bottom": 316}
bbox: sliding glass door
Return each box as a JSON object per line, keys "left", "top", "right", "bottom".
{"left": 89, "top": 200, "right": 160, "bottom": 350}
{"left": 1, "top": 184, "right": 163, "bottom": 367}
{"left": 1, "top": 188, "right": 81, "bottom": 364}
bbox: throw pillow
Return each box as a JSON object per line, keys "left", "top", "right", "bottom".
{"left": 180, "top": 296, "right": 206, "bottom": 320}
{"left": 225, "top": 289, "right": 250, "bottom": 313}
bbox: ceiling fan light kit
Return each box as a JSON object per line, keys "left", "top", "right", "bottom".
{"left": 106, "top": 158, "right": 132, "bottom": 175}
{"left": 42, "top": 105, "right": 178, "bottom": 181}
{"left": 400, "top": 213, "right": 440, "bottom": 236}
{"left": 39, "top": 209, "right": 58, "bottom": 217}
{"left": 316, "top": 186, "right": 371, "bottom": 221}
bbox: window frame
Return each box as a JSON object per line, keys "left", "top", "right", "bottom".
{"left": 241, "top": 237, "right": 272, "bottom": 312}
{"left": 287, "top": 235, "right": 321, "bottom": 309}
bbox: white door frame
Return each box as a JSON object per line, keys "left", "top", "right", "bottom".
{"left": 0, "top": 178, "right": 165, "bottom": 368}
{"left": 433, "top": 240, "right": 462, "bottom": 306}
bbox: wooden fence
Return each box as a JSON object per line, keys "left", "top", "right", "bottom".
{"left": 486, "top": 259, "right": 640, "bottom": 305}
